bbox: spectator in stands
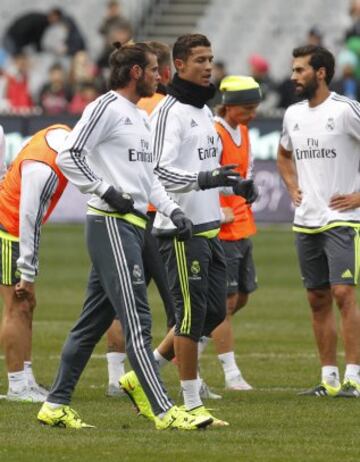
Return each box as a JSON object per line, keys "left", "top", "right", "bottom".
{"left": 345, "top": 0, "right": 360, "bottom": 40}
{"left": 99, "top": 1, "right": 132, "bottom": 38}
{"left": 39, "top": 63, "right": 72, "bottom": 114}
{"left": 42, "top": 8, "right": 86, "bottom": 57}
{"left": 69, "top": 51, "right": 97, "bottom": 87}
{"left": 306, "top": 26, "right": 323, "bottom": 47}
{"left": 248, "top": 54, "right": 278, "bottom": 111}
{"left": 331, "top": 49, "right": 360, "bottom": 101}
{"left": 2, "top": 11, "right": 49, "bottom": 55}
{"left": 5, "top": 53, "right": 33, "bottom": 110}
{"left": 68, "top": 83, "right": 98, "bottom": 114}
{"left": 68, "top": 50, "right": 105, "bottom": 95}
{"left": 97, "top": 22, "right": 133, "bottom": 71}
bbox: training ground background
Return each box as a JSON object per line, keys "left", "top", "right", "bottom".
{"left": 0, "top": 224, "right": 358, "bottom": 462}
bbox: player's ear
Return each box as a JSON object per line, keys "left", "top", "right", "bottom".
{"left": 317, "top": 66, "right": 327, "bottom": 82}
{"left": 130, "top": 64, "right": 143, "bottom": 80}
{"left": 174, "top": 58, "right": 185, "bottom": 72}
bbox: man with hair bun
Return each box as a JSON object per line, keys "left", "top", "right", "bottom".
{"left": 37, "top": 41, "right": 212, "bottom": 430}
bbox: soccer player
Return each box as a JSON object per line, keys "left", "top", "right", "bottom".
{"left": 120, "top": 34, "right": 257, "bottom": 425}
{"left": 200, "top": 75, "right": 260, "bottom": 391}
{"left": 277, "top": 45, "right": 360, "bottom": 397}
{"left": 105, "top": 41, "right": 175, "bottom": 397}
{"left": 0, "top": 124, "right": 70, "bottom": 402}
{"left": 37, "top": 41, "right": 212, "bottom": 430}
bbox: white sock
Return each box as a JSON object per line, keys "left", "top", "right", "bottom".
{"left": 106, "top": 352, "right": 126, "bottom": 386}
{"left": 8, "top": 370, "right": 27, "bottom": 393}
{"left": 321, "top": 366, "right": 340, "bottom": 385}
{"left": 24, "top": 361, "right": 37, "bottom": 387}
{"left": 45, "top": 401, "right": 63, "bottom": 409}
{"left": 198, "top": 336, "right": 210, "bottom": 357}
{"left": 344, "top": 364, "right": 360, "bottom": 383}
{"left": 153, "top": 349, "right": 170, "bottom": 368}
{"left": 218, "top": 351, "right": 240, "bottom": 381}
{"left": 181, "top": 379, "right": 202, "bottom": 411}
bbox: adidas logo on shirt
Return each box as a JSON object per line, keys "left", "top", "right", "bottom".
{"left": 119, "top": 116, "right": 133, "bottom": 126}
{"left": 341, "top": 269, "right": 353, "bottom": 279}
{"left": 293, "top": 123, "right": 299, "bottom": 131}
{"left": 190, "top": 119, "right": 198, "bottom": 128}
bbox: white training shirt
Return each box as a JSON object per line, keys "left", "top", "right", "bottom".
{"left": 17, "top": 128, "right": 69, "bottom": 282}
{"left": 57, "top": 91, "right": 177, "bottom": 218}
{"left": 151, "top": 95, "right": 227, "bottom": 235}
{"left": 280, "top": 92, "right": 360, "bottom": 229}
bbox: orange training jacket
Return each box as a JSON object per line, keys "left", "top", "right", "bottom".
{"left": 0, "top": 124, "right": 70, "bottom": 236}
{"left": 216, "top": 121, "right": 256, "bottom": 241}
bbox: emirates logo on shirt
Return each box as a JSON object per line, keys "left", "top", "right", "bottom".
{"left": 295, "top": 137, "right": 337, "bottom": 160}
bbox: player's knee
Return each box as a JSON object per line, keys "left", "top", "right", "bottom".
{"left": 233, "top": 292, "right": 249, "bottom": 314}
{"left": 307, "top": 289, "right": 332, "bottom": 313}
{"left": 226, "top": 293, "right": 239, "bottom": 315}
{"left": 331, "top": 285, "right": 355, "bottom": 310}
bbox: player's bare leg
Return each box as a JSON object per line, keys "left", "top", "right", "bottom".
{"left": 211, "top": 292, "right": 252, "bottom": 390}
{"left": 0, "top": 284, "right": 42, "bottom": 399}
{"left": 331, "top": 284, "right": 360, "bottom": 393}
{"left": 304, "top": 287, "right": 342, "bottom": 393}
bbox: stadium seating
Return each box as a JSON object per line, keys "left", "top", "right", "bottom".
{"left": 197, "top": 0, "right": 350, "bottom": 77}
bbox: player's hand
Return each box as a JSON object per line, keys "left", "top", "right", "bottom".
{"left": 329, "top": 193, "right": 360, "bottom": 211}
{"left": 233, "top": 179, "right": 259, "bottom": 204}
{"left": 221, "top": 207, "right": 235, "bottom": 224}
{"left": 15, "top": 279, "right": 36, "bottom": 306}
{"left": 197, "top": 164, "right": 240, "bottom": 190}
{"left": 102, "top": 186, "right": 134, "bottom": 214}
{"left": 170, "top": 208, "right": 193, "bottom": 241}
{"left": 290, "top": 187, "right": 302, "bottom": 207}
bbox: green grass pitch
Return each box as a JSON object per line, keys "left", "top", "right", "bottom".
{"left": 0, "top": 224, "right": 359, "bottom": 462}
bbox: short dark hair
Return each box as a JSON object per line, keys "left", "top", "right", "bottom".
{"left": 146, "top": 41, "right": 171, "bottom": 70}
{"left": 292, "top": 45, "right": 335, "bottom": 85}
{"left": 172, "top": 34, "right": 211, "bottom": 62}
{"left": 109, "top": 41, "right": 155, "bottom": 89}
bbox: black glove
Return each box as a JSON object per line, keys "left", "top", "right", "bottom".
{"left": 102, "top": 186, "right": 134, "bottom": 214}
{"left": 170, "top": 208, "right": 193, "bottom": 241}
{"left": 197, "top": 164, "right": 240, "bottom": 190}
{"left": 233, "top": 179, "right": 259, "bottom": 204}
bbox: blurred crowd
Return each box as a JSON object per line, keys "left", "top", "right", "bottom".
{"left": 1, "top": 0, "right": 360, "bottom": 115}
{"left": 0, "top": 1, "right": 132, "bottom": 114}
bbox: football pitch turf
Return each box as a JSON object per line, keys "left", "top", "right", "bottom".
{"left": 0, "top": 224, "right": 359, "bottom": 462}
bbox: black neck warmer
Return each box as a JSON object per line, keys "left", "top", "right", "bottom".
{"left": 167, "top": 73, "right": 216, "bottom": 108}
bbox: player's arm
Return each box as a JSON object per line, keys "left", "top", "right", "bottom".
{"left": 150, "top": 175, "right": 192, "bottom": 240}
{"left": 15, "top": 161, "right": 59, "bottom": 301}
{"left": 277, "top": 144, "right": 302, "bottom": 206}
{"left": 152, "top": 111, "right": 199, "bottom": 192}
{"left": 56, "top": 99, "right": 112, "bottom": 198}
{"left": 149, "top": 175, "right": 179, "bottom": 217}
{"left": 330, "top": 102, "right": 360, "bottom": 211}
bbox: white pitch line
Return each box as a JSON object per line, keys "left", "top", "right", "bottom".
{"left": 0, "top": 352, "right": 346, "bottom": 361}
